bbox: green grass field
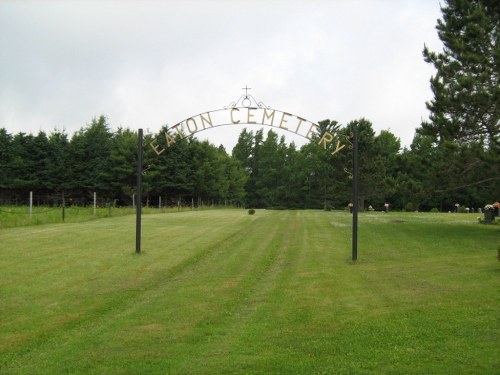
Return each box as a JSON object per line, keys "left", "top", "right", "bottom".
{"left": 1, "top": 209, "right": 498, "bottom": 374}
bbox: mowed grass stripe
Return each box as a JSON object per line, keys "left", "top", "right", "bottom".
{"left": 137, "top": 211, "right": 290, "bottom": 373}
{"left": 196, "top": 210, "right": 354, "bottom": 374}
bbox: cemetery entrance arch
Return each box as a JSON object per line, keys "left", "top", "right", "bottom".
{"left": 149, "top": 93, "right": 349, "bottom": 159}
{"left": 136, "top": 91, "right": 359, "bottom": 260}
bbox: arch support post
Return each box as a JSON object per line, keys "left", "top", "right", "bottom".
{"left": 136, "top": 128, "right": 143, "bottom": 254}
{"left": 352, "top": 128, "right": 359, "bottom": 262}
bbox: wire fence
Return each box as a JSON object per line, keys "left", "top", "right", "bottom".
{"left": 0, "top": 204, "right": 136, "bottom": 229}
{"left": 0, "top": 201, "right": 229, "bottom": 229}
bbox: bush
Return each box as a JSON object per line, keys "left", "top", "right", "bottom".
{"left": 323, "top": 203, "right": 333, "bottom": 211}
{"left": 430, "top": 208, "right": 439, "bottom": 213}
{"left": 248, "top": 209, "right": 255, "bottom": 215}
{"left": 404, "top": 202, "right": 419, "bottom": 212}
{"left": 458, "top": 205, "right": 467, "bottom": 213}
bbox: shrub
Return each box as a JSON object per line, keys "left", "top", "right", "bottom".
{"left": 323, "top": 203, "right": 333, "bottom": 211}
{"left": 248, "top": 209, "right": 255, "bottom": 215}
{"left": 404, "top": 202, "right": 418, "bottom": 212}
{"left": 430, "top": 208, "right": 439, "bottom": 213}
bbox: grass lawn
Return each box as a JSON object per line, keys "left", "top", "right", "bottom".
{"left": 0, "top": 209, "right": 498, "bottom": 374}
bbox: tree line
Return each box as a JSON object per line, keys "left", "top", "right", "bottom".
{"left": 0, "top": 114, "right": 496, "bottom": 211}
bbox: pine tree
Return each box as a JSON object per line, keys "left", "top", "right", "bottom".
{"left": 420, "top": 0, "right": 499, "bottom": 146}
{"left": 0, "top": 129, "right": 13, "bottom": 191}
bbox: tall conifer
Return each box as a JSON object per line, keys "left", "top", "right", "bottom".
{"left": 420, "top": 0, "right": 499, "bottom": 146}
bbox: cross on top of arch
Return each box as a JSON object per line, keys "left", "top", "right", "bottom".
{"left": 242, "top": 85, "right": 251, "bottom": 98}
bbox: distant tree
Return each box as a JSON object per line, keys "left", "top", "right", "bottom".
{"left": 253, "top": 130, "right": 281, "bottom": 207}
{"left": 297, "top": 119, "right": 349, "bottom": 209}
{"left": 69, "top": 116, "right": 114, "bottom": 201}
{"left": 344, "top": 119, "right": 389, "bottom": 210}
{"left": 372, "top": 130, "right": 402, "bottom": 207}
{"left": 244, "top": 129, "right": 264, "bottom": 208}
{"left": 109, "top": 128, "right": 137, "bottom": 205}
{"left": 146, "top": 127, "right": 194, "bottom": 205}
{"left": 232, "top": 128, "right": 254, "bottom": 172}
{"left": 0, "top": 128, "right": 13, "bottom": 192}
{"left": 10, "top": 133, "right": 38, "bottom": 195}
{"left": 45, "top": 130, "right": 71, "bottom": 195}
{"left": 276, "top": 142, "right": 305, "bottom": 209}
{"left": 225, "top": 156, "right": 248, "bottom": 207}
{"left": 316, "top": 119, "right": 341, "bottom": 137}
{"left": 396, "top": 134, "right": 442, "bottom": 211}
{"left": 192, "top": 140, "right": 228, "bottom": 205}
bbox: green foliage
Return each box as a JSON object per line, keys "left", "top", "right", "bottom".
{"left": 0, "top": 116, "right": 496, "bottom": 212}
{"left": 248, "top": 208, "right": 255, "bottom": 215}
{"left": 70, "top": 116, "right": 114, "bottom": 198}
{"left": 420, "top": 0, "right": 499, "bottom": 146}
{"left": 414, "top": 0, "right": 500, "bottom": 210}
{"left": 430, "top": 207, "right": 440, "bottom": 213}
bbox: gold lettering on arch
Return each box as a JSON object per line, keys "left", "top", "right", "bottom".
{"left": 230, "top": 108, "right": 240, "bottom": 124}
{"left": 262, "top": 109, "right": 276, "bottom": 125}
{"left": 247, "top": 107, "right": 257, "bottom": 124}
{"left": 200, "top": 112, "right": 213, "bottom": 129}
{"left": 151, "top": 107, "right": 348, "bottom": 160}
{"left": 186, "top": 118, "right": 198, "bottom": 134}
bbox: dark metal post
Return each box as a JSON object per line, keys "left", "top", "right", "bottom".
{"left": 352, "top": 128, "right": 359, "bottom": 262}
{"left": 62, "top": 191, "right": 65, "bottom": 222}
{"left": 136, "top": 128, "right": 143, "bottom": 254}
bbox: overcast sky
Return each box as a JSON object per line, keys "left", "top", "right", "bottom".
{"left": 0, "top": 0, "right": 443, "bottom": 152}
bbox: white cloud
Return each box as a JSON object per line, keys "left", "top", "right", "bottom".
{"left": 0, "top": 0, "right": 442, "bottom": 150}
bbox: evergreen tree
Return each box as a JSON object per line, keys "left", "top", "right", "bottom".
{"left": 420, "top": 0, "right": 499, "bottom": 146}
{"left": 192, "top": 140, "right": 227, "bottom": 205}
{"left": 109, "top": 128, "right": 137, "bottom": 205}
{"left": 232, "top": 128, "right": 254, "bottom": 172}
{"left": 297, "top": 119, "right": 347, "bottom": 209}
{"left": 0, "top": 128, "right": 13, "bottom": 192}
{"left": 244, "top": 129, "right": 264, "bottom": 208}
{"left": 345, "top": 119, "right": 387, "bottom": 210}
{"left": 69, "top": 116, "right": 114, "bottom": 201}
{"left": 10, "top": 133, "right": 37, "bottom": 195}
{"left": 372, "top": 130, "right": 401, "bottom": 208}
{"left": 146, "top": 128, "right": 194, "bottom": 206}
{"left": 45, "top": 130, "right": 71, "bottom": 196}
{"left": 225, "top": 157, "right": 248, "bottom": 207}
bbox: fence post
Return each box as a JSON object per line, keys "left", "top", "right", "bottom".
{"left": 29, "top": 191, "right": 33, "bottom": 219}
{"left": 93, "top": 192, "right": 97, "bottom": 216}
{"left": 62, "top": 192, "right": 65, "bottom": 222}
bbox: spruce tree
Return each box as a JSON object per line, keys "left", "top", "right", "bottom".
{"left": 420, "top": 0, "right": 499, "bottom": 147}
